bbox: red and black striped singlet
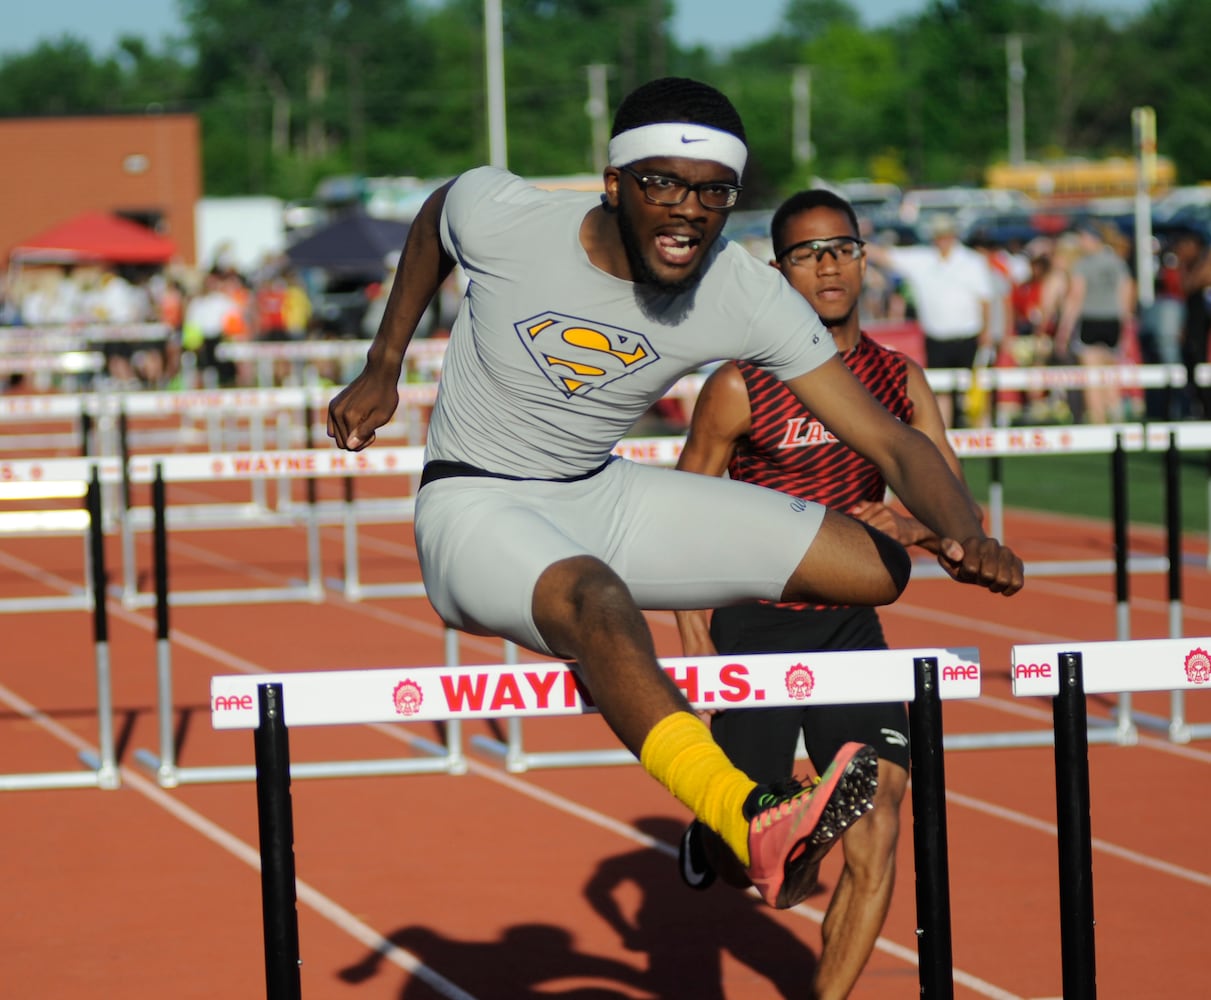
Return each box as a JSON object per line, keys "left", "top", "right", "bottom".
{"left": 730, "top": 333, "right": 913, "bottom": 610}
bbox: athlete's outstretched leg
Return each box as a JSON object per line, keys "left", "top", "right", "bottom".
{"left": 532, "top": 555, "right": 877, "bottom": 909}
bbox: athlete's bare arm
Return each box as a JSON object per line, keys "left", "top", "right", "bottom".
{"left": 849, "top": 357, "right": 976, "bottom": 554}
{"left": 676, "top": 363, "right": 751, "bottom": 478}
{"left": 328, "top": 180, "right": 456, "bottom": 451}
{"left": 784, "top": 355, "right": 1022, "bottom": 595}
{"left": 673, "top": 363, "right": 752, "bottom": 656}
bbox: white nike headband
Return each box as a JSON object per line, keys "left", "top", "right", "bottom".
{"left": 607, "top": 123, "right": 748, "bottom": 177}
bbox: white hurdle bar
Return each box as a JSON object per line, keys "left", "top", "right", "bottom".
{"left": 468, "top": 643, "right": 979, "bottom": 771}
{"left": 211, "top": 646, "right": 982, "bottom": 730}
{"left": 0, "top": 456, "right": 123, "bottom": 613}
{"left": 1013, "top": 636, "right": 1211, "bottom": 744}
{"left": 212, "top": 647, "right": 980, "bottom": 999}
{"left": 1008, "top": 637, "right": 1211, "bottom": 999}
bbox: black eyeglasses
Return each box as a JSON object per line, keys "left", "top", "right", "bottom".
{"left": 618, "top": 165, "right": 742, "bottom": 211}
{"left": 777, "top": 237, "right": 866, "bottom": 266}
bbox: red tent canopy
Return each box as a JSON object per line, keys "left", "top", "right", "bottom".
{"left": 10, "top": 211, "right": 176, "bottom": 265}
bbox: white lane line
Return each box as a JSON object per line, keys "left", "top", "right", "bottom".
{"left": 0, "top": 679, "right": 481, "bottom": 1000}
{"left": 945, "top": 788, "right": 1211, "bottom": 887}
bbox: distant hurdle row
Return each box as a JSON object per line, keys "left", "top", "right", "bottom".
{"left": 0, "top": 417, "right": 1206, "bottom": 797}
{"left": 212, "top": 636, "right": 1211, "bottom": 999}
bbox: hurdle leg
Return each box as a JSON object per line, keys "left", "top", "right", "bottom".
{"left": 341, "top": 477, "right": 362, "bottom": 601}
{"left": 78, "top": 472, "right": 121, "bottom": 789}
{"left": 1053, "top": 652, "right": 1097, "bottom": 999}
{"left": 255, "top": 682, "right": 302, "bottom": 1000}
{"left": 134, "top": 465, "right": 181, "bottom": 786}
{"left": 908, "top": 656, "right": 955, "bottom": 1000}
{"left": 1110, "top": 438, "right": 1138, "bottom": 744}
{"left": 1164, "top": 432, "right": 1191, "bottom": 743}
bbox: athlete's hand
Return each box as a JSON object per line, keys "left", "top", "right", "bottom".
{"left": 849, "top": 500, "right": 920, "bottom": 546}
{"left": 935, "top": 536, "right": 1024, "bottom": 595}
{"left": 327, "top": 364, "right": 400, "bottom": 451}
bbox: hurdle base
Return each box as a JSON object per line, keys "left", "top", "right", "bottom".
{"left": 77, "top": 751, "right": 121, "bottom": 790}
{"left": 944, "top": 718, "right": 1136, "bottom": 751}
{"left": 134, "top": 749, "right": 181, "bottom": 788}
{"left": 0, "top": 768, "right": 116, "bottom": 792}
{"left": 1173, "top": 720, "right": 1211, "bottom": 743}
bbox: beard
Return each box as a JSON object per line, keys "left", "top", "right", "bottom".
{"left": 616, "top": 204, "right": 703, "bottom": 296}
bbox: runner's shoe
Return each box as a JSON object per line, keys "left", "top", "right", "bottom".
{"left": 744, "top": 742, "right": 878, "bottom": 909}
{"left": 678, "top": 821, "right": 716, "bottom": 891}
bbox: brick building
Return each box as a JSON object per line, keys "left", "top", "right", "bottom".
{"left": 0, "top": 113, "right": 201, "bottom": 266}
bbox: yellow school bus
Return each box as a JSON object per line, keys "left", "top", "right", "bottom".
{"left": 986, "top": 157, "right": 1176, "bottom": 202}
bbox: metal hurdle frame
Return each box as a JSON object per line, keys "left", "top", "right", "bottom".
{"left": 134, "top": 615, "right": 467, "bottom": 788}
{"left": 134, "top": 481, "right": 464, "bottom": 787}
{"left": 1010, "top": 636, "right": 1211, "bottom": 1000}
{"left": 0, "top": 391, "right": 90, "bottom": 454}
{"left": 0, "top": 469, "right": 120, "bottom": 791}
{"left": 104, "top": 387, "right": 437, "bottom": 606}
{"left": 118, "top": 451, "right": 326, "bottom": 608}
{"left": 0, "top": 456, "right": 105, "bottom": 613}
{"left": 212, "top": 647, "right": 976, "bottom": 1000}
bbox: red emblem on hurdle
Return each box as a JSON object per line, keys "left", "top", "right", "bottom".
{"left": 1184, "top": 648, "right": 1211, "bottom": 685}
{"left": 785, "top": 663, "right": 815, "bottom": 701}
{"left": 392, "top": 679, "right": 424, "bottom": 716}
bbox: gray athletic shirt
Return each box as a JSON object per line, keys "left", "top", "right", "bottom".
{"left": 427, "top": 166, "right": 835, "bottom": 479}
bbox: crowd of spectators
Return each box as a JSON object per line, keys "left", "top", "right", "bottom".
{"left": 1, "top": 258, "right": 319, "bottom": 392}
{"left": 858, "top": 216, "right": 1211, "bottom": 425}
{"left": 3, "top": 210, "right": 1211, "bottom": 427}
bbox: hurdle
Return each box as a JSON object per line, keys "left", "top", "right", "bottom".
{"left": 0, "top": 391, "right": 91, "bottom": 455}
{"left": 134, "top": 568, "right": 466, "bottom": 786}
{"left": 212, "top": 646, "right": 980, "bottom": 999}
{"left": 1010, "top": 636, "right": 1211, "bottom": 1000}
{"left": 0, "top": 455, "right": 125, "bottom": 612}
{"left": 0, "top": 468, "right": 120, "bottom": 791}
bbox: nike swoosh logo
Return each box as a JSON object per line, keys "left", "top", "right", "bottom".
{"left": 680, "top": 136, "right": 707, "bottom": 143}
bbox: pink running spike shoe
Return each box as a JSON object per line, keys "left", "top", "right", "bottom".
{"left": 744, "top": 741, "right": 879, "bottom": 909}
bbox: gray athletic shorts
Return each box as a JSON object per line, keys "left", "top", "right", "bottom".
{"left": 413, "top": 457, "right": 827, "bottom": 657}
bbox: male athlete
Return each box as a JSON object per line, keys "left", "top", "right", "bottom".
{"left": 328, "top": 78, "right": 1022, "bottom": 913}
{"left": 675, "top": 189, "right": 964, "bottom": 997}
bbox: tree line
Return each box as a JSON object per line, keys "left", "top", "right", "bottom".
{"left": 3, "top": 0, "right": 1207, "bottom": 208}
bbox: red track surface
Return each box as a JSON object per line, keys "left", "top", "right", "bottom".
{"left": 3, "top": 474, "right": 1210, "bottom": 999}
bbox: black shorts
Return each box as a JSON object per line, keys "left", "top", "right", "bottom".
{"left": 924, "top": 334, "right": 980, "bottom": 371}
{"left": 708, "top": 603, "right": 911, "bottom": 778}
{"left": 1078, "top": 318, "right": 1121, "bottom": 350}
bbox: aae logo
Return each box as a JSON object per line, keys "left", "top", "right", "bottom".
{"left": 516, "top": 312, "right": 659, "bottom": 398}
{"left": 785, "top": 663, "right": 815, "bottom": 701}
{"left": 393, "top": 679, "right": 424, "bottom": 717}
{"left": 1184, "top": 648, "right": 1211, "bottom": 685}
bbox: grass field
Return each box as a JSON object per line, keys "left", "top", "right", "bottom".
{"left": 960, "top": 448, "right": 1210, "bottom": 535}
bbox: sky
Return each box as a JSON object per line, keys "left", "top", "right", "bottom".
{"left": 1, "top": 0, "right": 1150, "bottom": 57}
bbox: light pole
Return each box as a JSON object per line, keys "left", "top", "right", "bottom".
{"left": 792, "top": 66, "right": 813, "bottom": 176}
{"left": 1006, "top": 34, "right": 1026, "bottom": 165}
{"left": 586, "top": 64, "right": 610, "bottom": 174}
{"left": 484, "top": 0, "right": 508, "bottom": 168}
{"left": 1133, "top": 106, "right": 1157, "bottom": 310}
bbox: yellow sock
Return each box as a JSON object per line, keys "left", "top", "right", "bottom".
{"left": 639, "top": 711, "right": 757, "bottom": 865}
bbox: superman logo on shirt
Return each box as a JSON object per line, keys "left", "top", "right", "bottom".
{"left": 515, "top": 311, "right": 660, "bottom": 397}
